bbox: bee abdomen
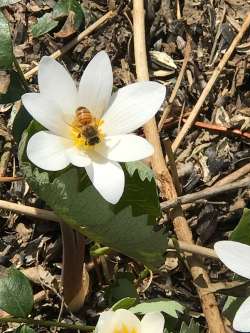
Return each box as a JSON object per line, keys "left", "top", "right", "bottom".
{"left": 76, "top": 106, "right": 92, "bottom": 125}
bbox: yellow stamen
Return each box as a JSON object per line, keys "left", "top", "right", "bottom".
{"left": 113, "top": 324, "right": 138, "bottom": 333}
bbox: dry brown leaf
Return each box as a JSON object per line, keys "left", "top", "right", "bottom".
{"left": 21, "top": 265, "right": 55, "bottom": 285}
{"left": 0, "top": 72, "right": 10, "bottom": 94}
{"left": 54, "top": 11, "right": 77, "bottom": 38}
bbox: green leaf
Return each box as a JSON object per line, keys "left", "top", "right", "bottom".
{"left": 0, "top": 0, "right": 20, "bottom": 7}
{"left": 105, "top": 273, "right": 138, "bottom": 305}
{"left": 129, "top": 298, "right": 184, "bottom": 318}
{"left": 53, "top": 0, "right": 84, "bottom": 30}
{"left": 0, "top": 70, "right": 25, "bottom": 104}
{"left": 125, "top": 161, "right": 154, "bottom": 182}
{"left": 112, "top": 297, "right": 137, "bottom": 311}
{"left": 16, "top": 325, "right": 36, "bottom": 333}
{"left": 0, "top": 268, "right": 33, "bottom": 317}
{"left": 179, "top": 319, "right": 200, "bottom": 333}
{"left": 223, "top": 295, "right": 245, "bottom": 322}
{"left": 31, "top": 13, "right": 58, "bottom": 38}
{"left": 230, "top": 208, "right": 250, "bottom": 245}
{"left": 19, "top": 121, "right": 167, "bottom": 269}
{"left": 12, "top": 105, "right": 32, "bottom": 143}
{"left": 0, "top": 11, "right": 13, "bottom": 69}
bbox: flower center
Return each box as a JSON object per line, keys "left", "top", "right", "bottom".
{"left": 113, "top": 324, "right": 138, "bottom": 333}
{"left": 70, "top": 106, "right": 104, "bottom": 149}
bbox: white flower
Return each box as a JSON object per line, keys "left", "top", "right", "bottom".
{"left": 214, "top": 241, "right": 250, "bottom": 332}
{"left": 96, "top": 309, "right": 165, "bottom": 333}
{"left": 22, "top": 51, "right": 165, "bottom": 204}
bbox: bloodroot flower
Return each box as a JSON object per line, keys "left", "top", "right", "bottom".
{"left": 22, "top": 51, "right": 165, "bottom": 204}
{"left": 96, "top": 309, "right": 165, "bottom": 333}
{"left": 214, "top": 241, "right": 250, "bottom": 332}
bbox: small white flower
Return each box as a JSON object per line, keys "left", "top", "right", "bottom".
{"left": 96, "top": 309, "right": 165, "bottom": 333}
{"left": 214, "top": 241, "right": 250, "bottom": 332}
{"left": 22, "top": 51, "right": 165, "bottom": 204}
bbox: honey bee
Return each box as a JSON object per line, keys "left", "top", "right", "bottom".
{"left": 75, "top": 106, "right": 100, "bottom": 146}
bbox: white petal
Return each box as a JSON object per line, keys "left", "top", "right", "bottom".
{"left": 66, "top": 147, "right": 91, "bottom": 167}
{"left": 102, "top": 81, "right": 166, "bottom": 135}
{"left": 22, "top": 93, "right": 70, "bottom": 137}
{"left": 96, "top": 311, "right": 115, "bottom": 333}
{"left": 38, "top": 56, "right": 78, "bottom": 114}
{"left": 214, "top": 241, "right": 250, "bottom": 279}
{"left": 233, "top": 297, "right": 250, "bottom": 332}
{"left": 78, "top": 51, "right": 113, "bottom": 118}
{"left": 114, "top": 309, "right": 141, "bottom": 332}
{"left": 85, "top": 154, "right": 124, "bottom": 204}
{"left": 141, "top": 312, "right": 165, "bottom": 333}
{"left": 27, "top": 131, "right": 72, "bottom": 171}
{"left": 95, "top": 134, "right": 154, "bottom": 162}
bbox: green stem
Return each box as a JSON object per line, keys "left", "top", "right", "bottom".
{"left": 13, "top": 56, "right": 29, "bottom": 92}
{"left": 0, "top": 317, "right": 95, "bottom": 331}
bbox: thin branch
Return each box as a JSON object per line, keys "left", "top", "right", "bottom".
{"left": 132, "top": 2, "right": 226, "bottom": 332}
{"left": 0, "top": 199, "right": 60, "bottom": 222}
{"left": 161, "top": 176, "right": 250, "bottom": 210}
{"left": 24, "top": 10, "right": 115, "bottom": 79}
{"left": 0, "top": 176, "right": 23, "bottom": 182}
{"left": 172, "top": 12, "right": 250, "bottom": 154}
{"left": 158, "top": 35, "right": 191, "bottom": 131}
{"left": 164, "top": 138, "right": 182, "bottom": 195}
{"left": 0, "top": 317, "right": 94, "bottom": 331}
{"left": 214, "top": 163, "right": 250, "bottom": 186}
{"left": 168, "top": 239, "right": 217, "bottom": 259}
{"left": 184, "top": 118, "right": 250, "bottom": 140}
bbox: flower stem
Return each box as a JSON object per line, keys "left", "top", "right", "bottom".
{"left": 0, "top": 317, "right": 94, "bottom": 331}
{"left": 13, "top": 56, "right": 29, "bottom": 92}
{"left": 60, "top": 221, "right": 87, "bottom": 312}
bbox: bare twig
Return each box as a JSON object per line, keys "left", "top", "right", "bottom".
{"left": 184, "top": 118, "right": 250, "bottom": 140}
{"left": 0, "top": 199, "right": 60, "bottom": 222}
{"left": 214, "top": 163, "right": 250, "bottom": 187}
{"left": 0, "top": 176, "right": 23, "bottom": 182}
{"left": 158, "top": 35, "right": 191, "bottom": 131}
{"left": 133, "top": 2, "right": 226, "bottom": 332}
{"left": 161, "top": 176, "right": 250, "bottom": 210}
{"left": 24, "top": 10, "right": 115, "bottom": 79}
{"left": 172, "top": 13, "right": 250, "bottom": 154}
{"left": 164, "top": 138, "right": 182, "bottom": 195}
{"left": 168, "top": 239, "right": 217, "bottom": 259}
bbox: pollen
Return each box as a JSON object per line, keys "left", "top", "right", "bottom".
{"left": 113, "top": 324, "right": 138, "bottom": 333}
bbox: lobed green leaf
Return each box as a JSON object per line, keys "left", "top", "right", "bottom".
{"left": 19, "top": 121, "right": 167, "bottom": 269}
{"left": 230, "top": 208, "right": 250, "bottom": 245}
{"left": 129, "top": 298, "right": 184, "bottom": 319}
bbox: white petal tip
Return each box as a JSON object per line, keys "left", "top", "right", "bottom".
{"left": 40, "top": 55, "right": 53, "bottom": 64}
